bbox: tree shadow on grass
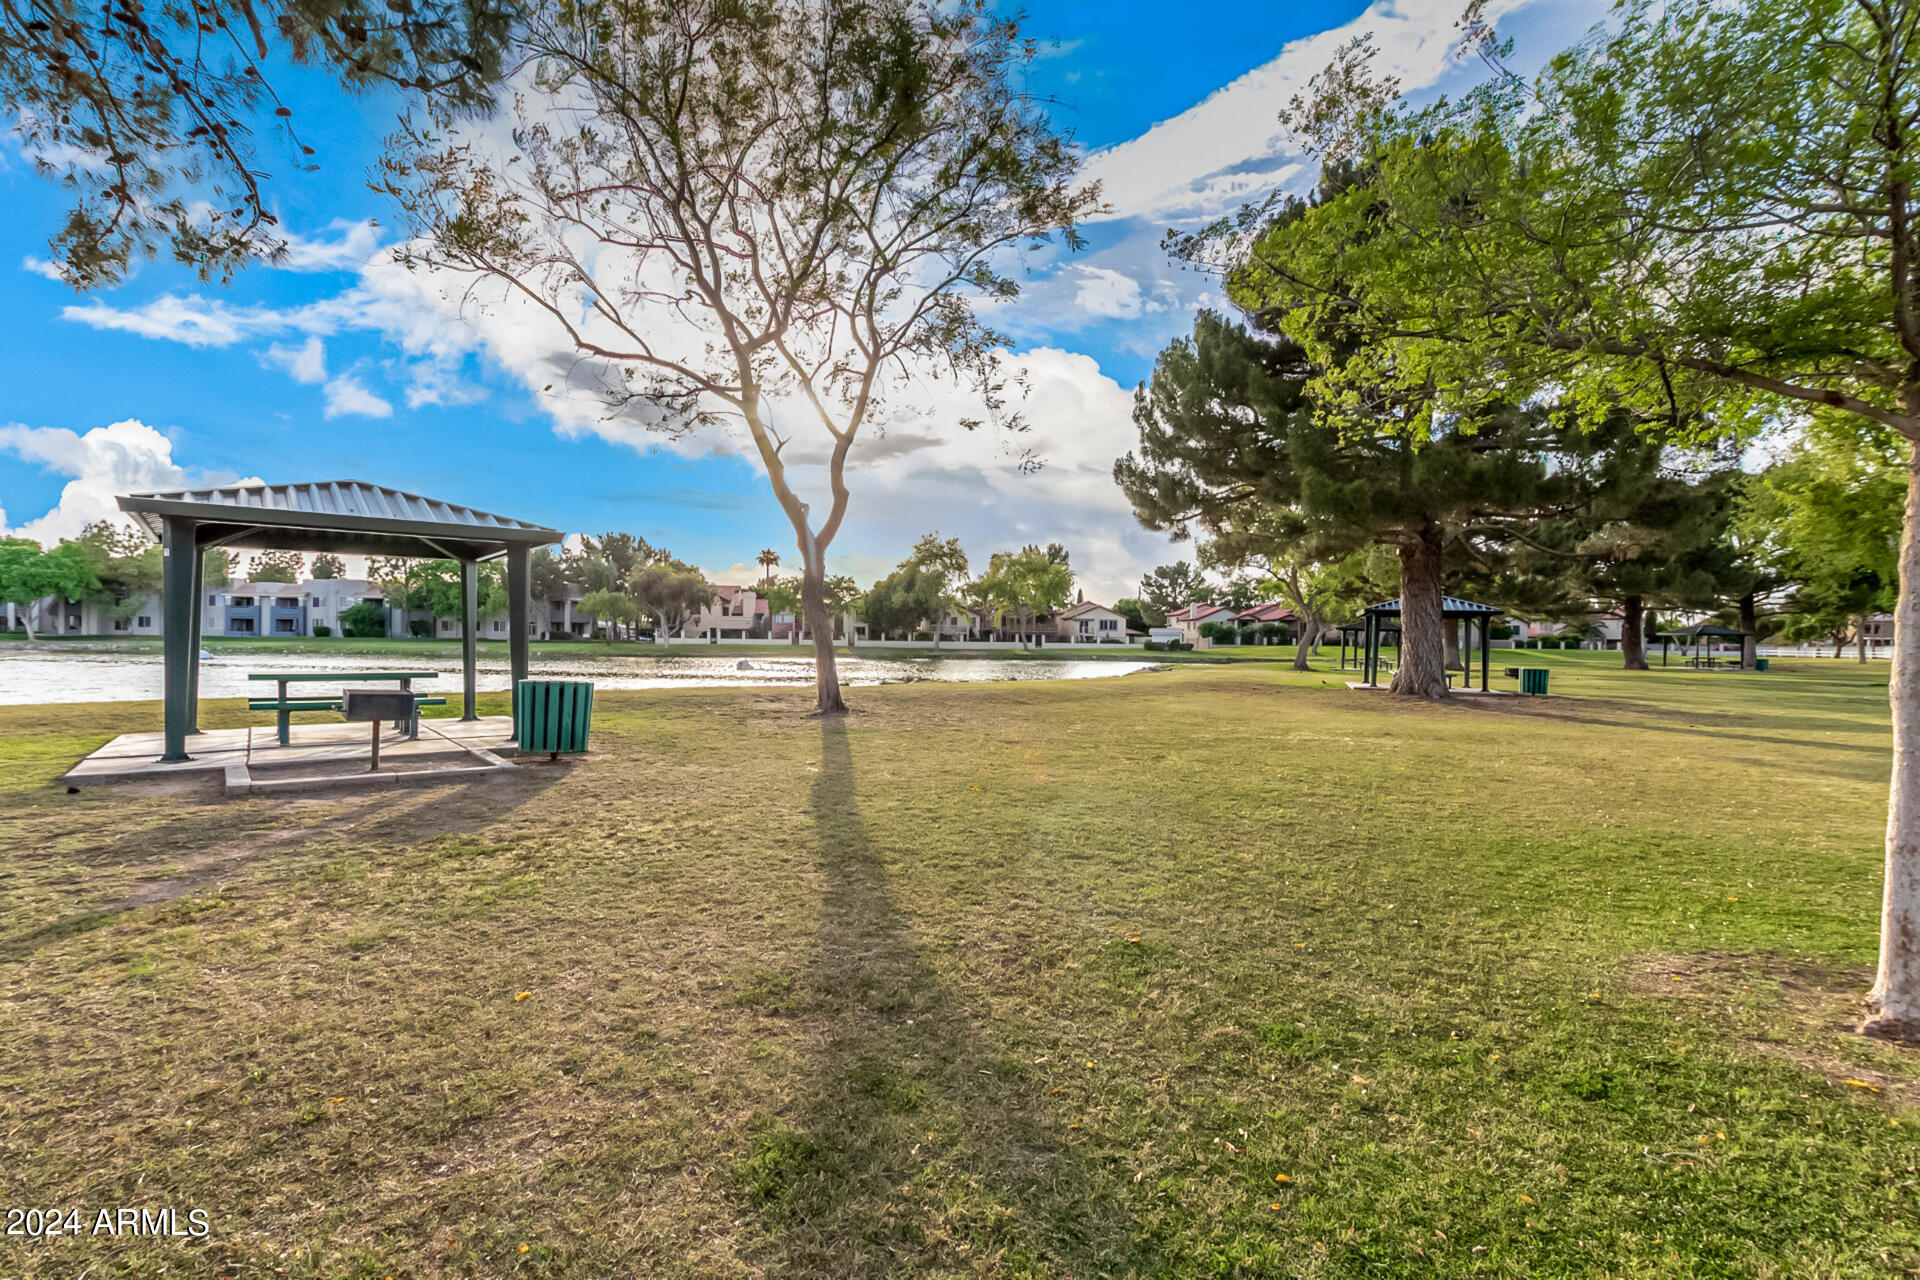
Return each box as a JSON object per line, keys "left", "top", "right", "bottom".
{"left": 0, "top": 765, "right": 569, "bottom": 965}
{"left": 736, "top": 717, "right": 1156, "bottom": 1277}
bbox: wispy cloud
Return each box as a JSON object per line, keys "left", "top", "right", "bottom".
{"left": 1079, "top": 0, "right": 1547, "bottom": 224}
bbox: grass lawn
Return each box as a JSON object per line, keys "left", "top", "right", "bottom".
{"left": 1, "top": 652, "right": 1915, "bottom": 1277}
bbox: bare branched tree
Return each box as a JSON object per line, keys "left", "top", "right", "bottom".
{"left": 379, "top": 0, "right": 1100, "bottom": 712}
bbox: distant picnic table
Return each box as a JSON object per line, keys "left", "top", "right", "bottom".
{"left": 248, "top": 671, "right": 444, "bottom": 744}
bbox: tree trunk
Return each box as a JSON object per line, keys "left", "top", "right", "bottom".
{"left": 1859, "top": 615, "right": 1870, "bottom": 663}
{"left": 802, "top": 569, "right": 846, "bottom": 714}
{"left": 1443, "top": 618, "right": 1463, "bottom": 671}
{"left": 1866, "top": 438, "right": 1920, "bottom": 1040}
{"left": 1621, "top": 595, "right": 1649, "bottom": 671}
{"left": 656, "top": 610, "right": 670, "bottom": 652}
{"left": 1740, "top": 592, "right": 1758, "bottom": 668}
{"left": 1390, "top": 523, "right": 1449, "bottom": 699}
{"left": 1292, "top": 609, "right": 1317, "bottom": 671}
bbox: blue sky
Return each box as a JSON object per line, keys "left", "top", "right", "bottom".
{"left": 0, "top": 0, "right": 1601, "bottom": 598}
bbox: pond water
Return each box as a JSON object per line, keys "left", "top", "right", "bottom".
{"left": 0, "top": 647, "right": 1155, "bottom": 706}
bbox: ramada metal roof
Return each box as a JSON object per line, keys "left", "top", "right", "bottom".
{"left": 1362, "top": 596, "right": 1502, "bottom": 617}
{"left": 118, "top": 481, "right": 563, "bottom": 559}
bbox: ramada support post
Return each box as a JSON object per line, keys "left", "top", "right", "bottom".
{"left": 507, "top": 545, "right": 530, "bottom": 736}
{"left": 160, "top": 514, "right": 199, "bottom": 762}
{"left": 187, "top": 537, "right": 204, "bottom": 732}
{"left": 460, "top": 559, "right": 479, "bottom": 721}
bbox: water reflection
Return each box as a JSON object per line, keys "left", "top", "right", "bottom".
{"left": 0, "top": 648, "right": 1153, "bottom": 705}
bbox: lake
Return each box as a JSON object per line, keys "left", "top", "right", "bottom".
{"left": 0, "top": 648, "right": 1155, "bottom": 705}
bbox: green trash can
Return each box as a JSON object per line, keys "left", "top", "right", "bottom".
{"left": 1754, "top": 658, "right": 1769, "bottom": 672}
{"left": 1519, "top": 667, "right": 1550, "bottom": 696}
{"left": 515, "top": 679, "right": 594, "bottom": 756}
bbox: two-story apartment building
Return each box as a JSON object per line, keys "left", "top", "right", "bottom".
{"left": 203, "top": 578, "right": 384, "bottom": 637}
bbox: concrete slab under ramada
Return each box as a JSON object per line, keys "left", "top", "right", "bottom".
{"left": 1344, "top": 682, "right": 1517, "bottom": 695}
{"left": 64, "top": 715, "right": 521, "bottom": 794}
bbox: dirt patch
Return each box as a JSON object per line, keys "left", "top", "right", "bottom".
{"left": 112, "top": 825, "right": 324, "bottom": 907}
{"left": 1634, "top": 951, "right": 1920, "bottom": 1096}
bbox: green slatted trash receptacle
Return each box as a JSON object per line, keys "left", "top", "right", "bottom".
{"left": 515, "top": 680, "right": 594, "bottom": 757}
{"left": 1519, "top": 667, "right": 1550, "bottom": 696}
{"left": 1754, "top": 658, "right": 1769, "bottom": 672}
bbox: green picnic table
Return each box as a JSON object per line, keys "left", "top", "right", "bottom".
{"left": 248, "top": 671, "right": 445, "bottom": 745}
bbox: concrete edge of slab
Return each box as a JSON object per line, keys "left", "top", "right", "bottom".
{"left": 224, "top": 763, "right": 252, "bottom": 798}
{"left": 243, "top": 761, "right": 516, "bottom": 797}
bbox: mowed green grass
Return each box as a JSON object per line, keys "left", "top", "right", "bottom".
{"left": 0, "top": 652, "right": 1914, "bottom": 1278}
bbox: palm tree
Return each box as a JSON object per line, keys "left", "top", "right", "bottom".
{"left": 756, "top": 548, "right": 781, "bottom": 592}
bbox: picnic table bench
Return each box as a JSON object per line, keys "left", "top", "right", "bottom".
{"left": 248, "top": 671, "right": 444, "bottom": 745}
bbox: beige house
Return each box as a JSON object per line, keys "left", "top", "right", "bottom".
{"left": 1060, "top": 601, "right": 1131, "bottom": 643}
{"left": 1164, "top": 602, "right": 1238, "bottom": 645}
{"left": 684, "top": 584, "right": 768, "bottom": 639}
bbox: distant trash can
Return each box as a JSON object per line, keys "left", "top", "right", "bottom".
{"left": 1519, "top": 667, "right": 1550, "bottom": 696}
{"left": 1754, "top": 658, "right": 1769, "bottom": 672}
{"left": 515, "top": 679, "right": 594, "bottom": 756}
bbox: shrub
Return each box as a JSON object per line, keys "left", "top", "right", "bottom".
{"left": 311, "top": 624, "right": 331, "bottom": 637}
{"left": 338, "top": 601, "right": 386, "bottom": 638}
{"left": 1490, "top": 623, "right": 1514, "bottom": 640}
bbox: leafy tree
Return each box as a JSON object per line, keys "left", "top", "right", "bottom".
{"left": 368, "top": 557, "right": 417, "bottom": 618}
{"left": 5, "top": 0, "right": 513, "bottom": 288}
{"left": 861, "top": 566, "right": 939, "bottom": 641}
{"left": 1227, "top": 0, "right": 1920, "bottom": 1031}
{"left": 1486, "top": 420, "right": 1738, "bottom": 671}
{"left": 1113, "top": 597, "right": 1166, "bottom": 633}
{"left": 1742, "top": 415, "right": 1904, "bottom": 662}
{"left": 68, "top": 521, "right": 161, "bottom": 625}
{"left": 309, "top": 553, "right": 345, "bottom": 579}
{"left": 381, "top": 0, "right": 1100, "bottom": 714}
{"left": 1139, "top": 562, "right": 1202, "bottom": 618}
{"left": 377, "top": 559, "right": 508, "bottom": 627}
{"left": 1227, "top": 543, "right": 1383, "bottom": 671}
{"left": 909, "top": 534, "right": 970, "bottom": 650}
{"left": 1117, "top": 311, "right": 1583, "bottom": 697}
{"left": 247, "top": 549, "right": 303, "bottom": 583}
{"left": 0, "top": 538, "right": 98, "bottom": 639}
{"left": 529, "top": 545, "right": 571, "bottom": 611}
{"left": 972, "top": 547, "right": 1072, "bottom": 650}
{"left": 630, "top": 559, "right": 716, "bottom": 653}
{"left": 202, "top": 547, "right": 233, "bottom": 589}
{"left": 337, "top": 600, "right": 386, "bottom": 638}
{"left": 765, "top": 575, "right": 805, "bottom": 647}
{"left": 579, "top": 589, "right": 638, "bottom": 645}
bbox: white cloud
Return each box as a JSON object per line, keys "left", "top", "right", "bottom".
{"left": 322, "top": 374, "right": 393, "bottom": 419}
{"left": 0, "top": 419, "right": 250, "bottom": 546}
{"left": 20, "top": 256, "right": 64, "bottom": 281}
{"left": 1072, "top": 265, "right": 1147, "bottom": 320}
{"left": 62, "top": 294, "right": 282, "bottom": 347}
{"left": 262, "top": 335, "right": 328, "bottom": 384}
{"left": 1079, "top": 0, "right": 1550, "bottom": 224}
{"left": 277, "top": 219, "right": 385, "bottom": 272}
